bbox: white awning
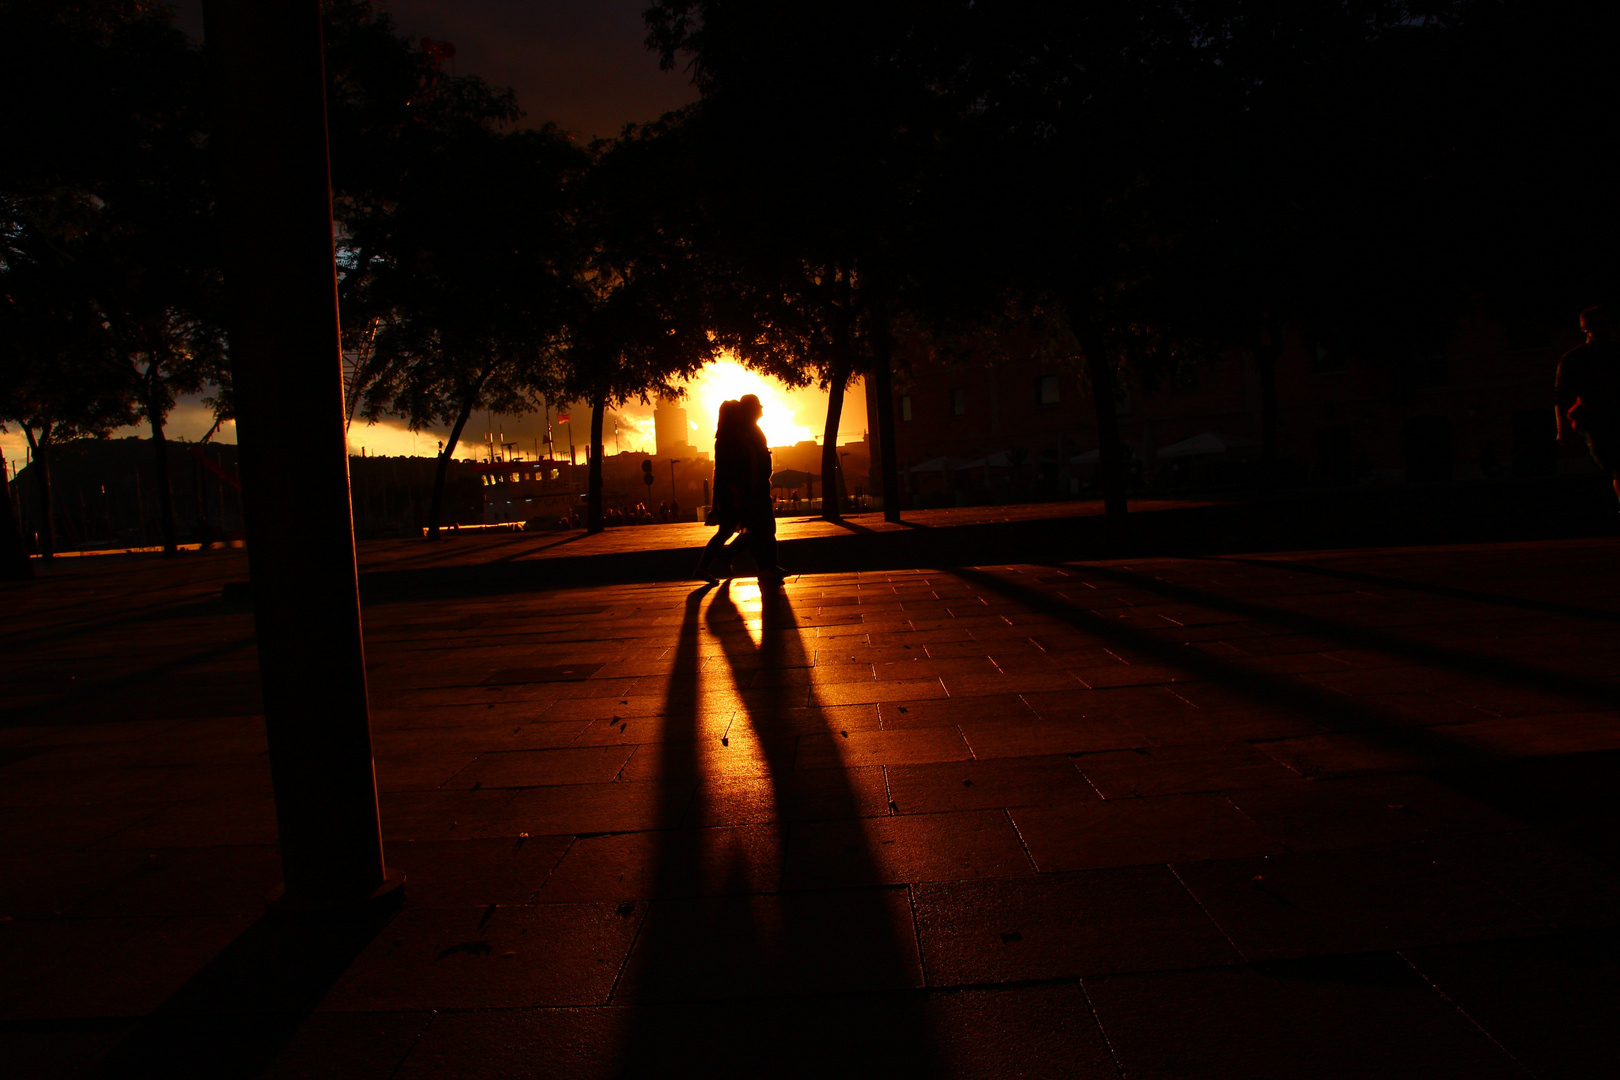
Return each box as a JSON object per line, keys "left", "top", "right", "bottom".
{"left": 1155, "top": 431, "right": 1260, "bottom": 459}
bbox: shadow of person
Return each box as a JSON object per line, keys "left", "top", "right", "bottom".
{"left": 616, "top": 581, "right": 712, "bottom": 1038}
{"left": 616, "top": 580, "right": 758, "bottom": 1075}
{"left": 617, "top": 578, "right": 938, "bottom": 1075}
{"left": 716, "top": 579, "right": 943, "bottom": 1071}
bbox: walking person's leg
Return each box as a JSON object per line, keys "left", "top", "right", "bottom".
{"left": 697, "top": 521, "right": 738, "bottom": 582}
{"left": 745, "top": 511, "right": 785, "bottom": 582}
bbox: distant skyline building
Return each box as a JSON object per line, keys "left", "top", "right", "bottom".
{"left": 653, "top": 397, "right": 694, "bottom": 459}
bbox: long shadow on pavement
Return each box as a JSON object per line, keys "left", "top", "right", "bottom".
{"left": 1058, "top": 563, "right": 1620, "bottom": 712}
{"left": 959, "top": 565, "right": 1620, "bottom": 861}
{"left": 1217, "top": 553, "right": 1620, "bottom": 627}
{"left": 0, "top": 636, "right": 259, "bottom": 729}
{"left": 0, "top": 586, "right": 238, "bottom": 652}
{"left": 613, "top": 582, "right": 710, "bottom": 1074}
{"left": 84, "top": 902, "right": 403, "bottom": 1079}
{"left": 617, "top": 580, "right": 938, "bottom": 1075}
{"left": 492, "top": 529, "right": 591, "bottom": 563}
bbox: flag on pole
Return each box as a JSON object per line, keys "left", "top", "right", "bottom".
{"left": 557, "top": 413, "right": 571, "bottom": 423}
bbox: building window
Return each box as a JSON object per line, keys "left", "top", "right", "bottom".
{"left": 951, "top": 388, "right": 967, "bottom": 416}
{"left": 901, "top": 395, "right": 913, "bottom": 422}
{"left": 1037, "top": 375, "right": 1061, "bottom": 406}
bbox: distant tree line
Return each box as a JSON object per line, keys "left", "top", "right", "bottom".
{"left": 4, "top": 1, "right": 1613, "bottom": 577}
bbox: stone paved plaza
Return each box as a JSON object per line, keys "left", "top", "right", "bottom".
{"left": 4, "top": 531, "right": 1620, "bottom": 1077}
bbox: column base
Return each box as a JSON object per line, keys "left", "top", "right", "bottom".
{"left": 265, "top": 868, "right": 406, "bottom": 921}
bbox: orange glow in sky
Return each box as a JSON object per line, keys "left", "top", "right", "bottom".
{"left": 680, "top": 356, "right": 817, "bottom": 448}
{"left": 329, "top": 354, "right": 865, "bottom": 460}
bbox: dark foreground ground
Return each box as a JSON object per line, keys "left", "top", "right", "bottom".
{"left": 3, "top": 500, "right": 1619, "bottom": 1078}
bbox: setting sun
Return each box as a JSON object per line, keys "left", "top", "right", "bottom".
{"left": 681, "top": 356, "right": 816, "bottom": 449}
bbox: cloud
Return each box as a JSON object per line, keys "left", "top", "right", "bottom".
{"left": 169, "top": 0, "right": 697, "bottom": 143}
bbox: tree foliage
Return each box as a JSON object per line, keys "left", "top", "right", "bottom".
{"left": 321, "top": 0, "right": 525, "bottom": 427}
{"left": 561, "top": 120, "right": 722, "bottom": 531}
{"left": 1, "top": 0, "right": 219, "bottom": 555}
{"left": 647, "top": 1, "right": 953, "bottom": 519}
{"left": 360, "top": 121, "right": 586, "bottom": 537}
{"left": 6, "top": 0, "right": 1616, "bottom": 560}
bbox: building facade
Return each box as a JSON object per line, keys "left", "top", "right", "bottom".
{"left": 867, "top": 314, "right": 1584, "bottom": 508}
{"left": 653, "top": 398, "right": 695, "bottom": 460}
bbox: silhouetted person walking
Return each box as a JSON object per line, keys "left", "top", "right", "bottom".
{"left": 697, "top": 395, "right": 786, "bottom": 583}
{"left": 1556, "top": 305, "right": 1620, "bottom": 505}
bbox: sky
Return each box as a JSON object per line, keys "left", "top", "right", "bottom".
{"left": 173, "top": 0, "right": 698, "bottom": 143}
{"left": 0, "top": 3, "right": 867, "bottom": 473}
{"left": 347, "top": 361, "right": 870, "bottom": 464}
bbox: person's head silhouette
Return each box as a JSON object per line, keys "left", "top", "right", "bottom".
{"left": 739, "top": 394, "right": 763, "bottom": 422}
{"left": 1581, "top": 305, "right": 1614, "bottom": 343}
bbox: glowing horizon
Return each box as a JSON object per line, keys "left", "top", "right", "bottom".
{"left": 680, "top": 356, "right": 817, "bottom": 449}
{"left": 56, "top": 359, "right": 867, "bottom": 467}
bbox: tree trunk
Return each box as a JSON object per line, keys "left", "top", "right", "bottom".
{"left": 194, "top": 448, "right": 208, "bottom": 543}
{"left": 1077, "top": 326, "right": 1129, "bottom": 536}
{"left": 148, "top": 410, "right": 178, "bottom": 556}
{"left": 587, "top": 387, "right": 607, "bottom": 534}
{"left": 428, "top": 398, "right": 475, "bottom": 540}
{"left": 0, "top": 446, "right": 32, "bottom": 579}
{"left": 26, "top": 429, "right": 55, "bottom": 559}
{"left": 870, "top": 332, "right": 903, "bottom": 523}
{"left": 820, "top": 355, "right": 851, "bottom": 521}
{"left": 1253, "top": 323, "right": 1282, "bottom": 490}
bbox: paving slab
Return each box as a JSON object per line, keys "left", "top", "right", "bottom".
{"left": 781, "top": 808, "right": 1035, "bottom": 889}
{"left": 913, "top": 866, "right": 1240, "bottom": 983}
{"left": 1084, "top": 954, "right": 1528, "bottom": 1079}
{"left": 884, "top": 754, "right": 1099, "bottom": 813}
{"left": 613, "top": 887, "right": 923, "bottom": 1004}
{"left": 1403, "top": 933, "right": 1620, "bottom": 1080}
{"left": 4, "top": 535, "right": 1620, "bottom": 1075}
{"left": 1074, "top": 740, "right": 1300, "bottom": 798}
{"left": 319, "top": 901, "right": 646, "bottom": 1011}
{"left": 1172, "top": 842, "right": 1549, "bottom": 961}
{"left": 1011, "top": 791, "right": 1285, "bottom": 871}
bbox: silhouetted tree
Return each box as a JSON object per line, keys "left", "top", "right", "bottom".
{"left": 1146, "top": 1, "right": 1464, "bottom": 486}
{"left": 321, "top": 1, "right": 525, "bottom": 429}
{"left": 562, "top": 121, "right": 720, "bottom": 533}
{"left": 1406, "top": 2, "right": 1620, "bottom": 334}
{"left": 648, "top": 1, "right": 950, "bottom": 522}
{"left": 701, "top": 257, "right": 864, "bottom": 519}
{"left": 894, "top": 1, "right": 1221, "bottom": 535}
{"left": 0, "top": 0, "right": 210, "bottom": 556}
{"left": 362, "top": 122, "right": 585, "bottom": 538}
{"left": 1, "top": 252, "right": 135, "bottom": 564}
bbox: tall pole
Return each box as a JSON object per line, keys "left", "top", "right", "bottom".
{"left": 0, "top": 445, "right": 31, "bottom": 580}
{"left": 204, "top": 0, "right": 397, "bottom": 911}
{"left": 871, "top": 329, "right": 903, "bottom": 523}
